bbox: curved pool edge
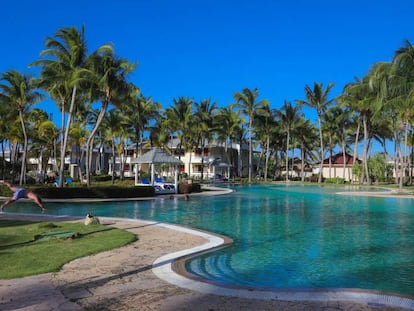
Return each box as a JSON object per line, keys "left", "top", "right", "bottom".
{"left": 2, "top": 210, "right": 414, "bottom": 309}
{"left": 151, "top": 222, "right": 414, "bottom": 310}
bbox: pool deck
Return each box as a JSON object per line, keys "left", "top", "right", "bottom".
{"left": 1, "top": 189, "right": 414, "bottom": 310}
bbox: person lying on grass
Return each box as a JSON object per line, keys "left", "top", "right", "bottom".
{"left": 0, "top": 180, "right": 46, "bottom": 213}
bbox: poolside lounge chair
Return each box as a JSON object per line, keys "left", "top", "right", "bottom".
{"left": 154, "top": 178, "right": 175, "bottom": 194}
{"left": 54, "top": 177, "right": 73, "bottom": 187}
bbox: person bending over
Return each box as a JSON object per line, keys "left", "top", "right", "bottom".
{"left": 0, "top": 180, "right": 46, "bottom": 212}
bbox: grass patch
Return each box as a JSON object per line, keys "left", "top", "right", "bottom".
{"left": 0, "top": 220, "right": 136, "bottom": 279}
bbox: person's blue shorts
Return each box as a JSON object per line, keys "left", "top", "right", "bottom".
{"left": 13, "top": 188, "right": 26, "bottom": 200}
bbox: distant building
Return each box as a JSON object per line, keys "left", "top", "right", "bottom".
{"left": 319, "top": 152, "right": 361, "bottom": 182}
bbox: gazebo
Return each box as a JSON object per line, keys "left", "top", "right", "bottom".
{"left": 131, "top": 148, "right": 183, "bottom": 193}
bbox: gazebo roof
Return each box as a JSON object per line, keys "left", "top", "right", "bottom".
{"left": 131, "top": 148, "right": 183, "bottom": 165}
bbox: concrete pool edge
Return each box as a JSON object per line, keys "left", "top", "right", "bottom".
{"left": 151, "top": 221, "right": 414, "bottom": 310}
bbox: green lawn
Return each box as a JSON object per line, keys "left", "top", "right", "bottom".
{"left": 0, "top": 220, "right": 136, "bottom": 279}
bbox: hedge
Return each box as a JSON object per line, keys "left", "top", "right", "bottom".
{"left": 32, "top": 186, "right": 155, "bottom": 199}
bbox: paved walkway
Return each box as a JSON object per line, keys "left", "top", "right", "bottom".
{"left": 0, "top": 214, "right": 412, "bottom": 311}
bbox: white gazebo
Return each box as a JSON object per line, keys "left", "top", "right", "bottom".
{"left": 131, "top": 148, "right": 183, "bottom": 193}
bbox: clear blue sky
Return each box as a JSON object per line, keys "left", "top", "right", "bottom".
{"left": 1, "top": 0, "right": 413, "bottom": 127}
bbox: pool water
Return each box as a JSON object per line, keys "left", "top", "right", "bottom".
{"left": 5, "top": 184, "right": 414, "bottom": 295}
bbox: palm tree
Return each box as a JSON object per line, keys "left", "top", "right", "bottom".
{"left": 83, "top": 46, "right": 136, "bottom": 186}
{"left": 367, "top": 62, "right": 400, "bottom": 186}
{"left": 297, "top": 82, "right": 335, "bottom": 183}
{"left": 68, "top": 122, "right": 88, "bottom": 181}
{"left": 37, "top": 119, "right": 59, "bottom": 178}
{"left": 295, "top": 118, "right": 318, "bottom": 182}
{"left": 122, "top": 91, "right": 161, "bottom": 157}
{"left": 102, "top": 109, "right": 124, "bottom": 183}
{"left": 277, "top": 100, "right": 303, "bottom": 181}
{"left": 214, "top": 104, "right": 243, "bottom": 179}
{"left": 165, "top": 97, "right": 193, "bottom": 163}
{"left": 392, "top": 40, "right": 414, "bottom": 186}
{"left": 339, "top": 77, "right": 371, "bottom": 183}
{"left": 33, "top": 26, "right": 90, "bottom": 187}
{"left": 0, "top": 70, "right": 43, "bottom": 184}
{"left": 252, "top": 102, "right": 274, "bottom": 181}
{"left": 193, "top": 98, "right": 217, "bottom": 180}
{"left": 234, "top": 87, "right": 269, "bottom": 183}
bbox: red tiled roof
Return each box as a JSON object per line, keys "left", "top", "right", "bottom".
{"left": 322, "top": 152, "right": 361, "bottom": 165}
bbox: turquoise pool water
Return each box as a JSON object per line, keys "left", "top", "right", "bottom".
{"left": 5, "top": 184, "right": 414, "bottom": 296}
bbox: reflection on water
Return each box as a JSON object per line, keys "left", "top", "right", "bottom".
{"left": 5, "top": 184, "right": 414, "bottom": 295}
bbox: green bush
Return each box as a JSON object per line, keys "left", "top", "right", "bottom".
{"left": 324, "top": 177, "right": 345, "bottom": 184}
{"left": 33, "top": 186, "right": 155, "bottom": 199}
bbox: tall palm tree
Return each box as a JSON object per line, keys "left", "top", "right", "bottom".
{"left": 37, "top": 119, "right": 59, "bottom": 178}
{"left": 102, "top": 108, "right": 125, "bottom": 183}
{"left": 122, "top": 91, "right": 161, "bottom": 157}
{"left": 252, "top": 102, "right": 274, "bottom": 181}
{"left": 295, "top": 118, "right": 318, "bottom": 182}
{"left": 68, "top": 122, "right": 88, "bottom": 181}
{"left": 194, "top": 98, "right": 217, "bottom": 180}
{"left": 392, "top": 40, "right": 414, "bottom": 186}
{"left": 339, "top": 77, "right": 370, "bottom": 182}
{"left": 277, "top": 100, "right": 303, "bottom": 181}
{"left": 165, "top": 97, "right": 193, "bottom": 162}
{"left": 214, "top": 104, "right": 243, "bottom": 178}
{"left": 0, "top": 70, "right": 43, "bottom": 184}
{"left": 367, "top": 62, "right": 400, "bottom": 186}
{"left": 297, "top": 82, "right": 335, "bottom": 182}
{"left": 322, "top": 106, "right": 350, "bottom": 179}
{"left": 32, "top": 26, "right": 90, "bottom": 187}
{"left": 83, "top": 47, "right": 136, "bottom": 186}
{"left": 234, "top": 87, "right": 269, "bottom": 183}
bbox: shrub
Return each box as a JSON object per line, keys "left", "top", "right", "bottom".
{"left": 33, "top": 186, "right": 155, "bottom": 199}
{"left": 324, "top": 177, "right": 345, "bottom": 184}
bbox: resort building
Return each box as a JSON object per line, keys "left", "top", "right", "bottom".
{"left": 318, "top": 152, "right": 361, "bottom": 182}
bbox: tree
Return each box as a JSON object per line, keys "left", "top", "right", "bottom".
{"left": 33, "top": 26, "right": 90, "bottom": 187}
{"left": 0, "top": 70, "right": 43, "bottom": 184}
{"left": 83, "top": 46, "right": 136, "bottom": 186}
{"left": 252, "top": 102, "right": 274, "bottom": 181}
{"left": 297, "top": 82, "right": 335, "bottom": 183}
{"left": 295, "top": 118, "right": 318, "bottom": 182}
{"left": 392, "top": 40, "right": 414, "bottom": 186}
{"left": 102, "top": 108, "right": 125, "bottom": 183}
{"left": 214, "top": 104, "right": 243, "bottom": 179}
{"left": 165, "top": 97, "right": 194, "bottom": 168}
{"left": 277, "top": 100, "right": 303, "bottom": 181}
{"left": 122, "top": 91, "right": 161, "bottom": 157}
{"left": 193, "top": 98, "right": 217, "bottom": 180}
{"left": 234, "top": 87, "right": 269, "bottom": 183}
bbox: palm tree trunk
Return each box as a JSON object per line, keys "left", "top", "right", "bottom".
{"left": 85, "top": 101, "right": 109, "bottom": 186}
{"left": 1, "top": 141, "right": 5, "bottom": 180}
{"left": 18, "top": 110, "right": 27, "bottom": 185}
{"left": 301, "top": 142, "right": 305, "bottom": 182}
{"left": 59, "top": 86, "right": 77, "bottom": 187}
{"left": 264, "top": 135, "right": 270, "bottom": 182}
{"left": 328, "top": 136, "right": 332, "bottom": 179}
{"left": 318, "top": 116, "right": 324, "bottom": 183}
{"left": 248, "top": 118, "right": 253, "bottom": 183}
{"left": 111, "top": 138, "right": 115, "bottom": 184}
{"left": 362, "top": 114, "right": 370, "bottom": 184}
{"left": 352, "top": 118, "right": 361, "bottom": 184}
{"left": 285, "top": 131, "right": 290, "bottom": 182}
{"left": 342, "top": 143, "right": 347, "bottom": 181}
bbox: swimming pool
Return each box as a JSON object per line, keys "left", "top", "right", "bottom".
{"left": 5, "top": 184, "right": 414, "bottom": 296}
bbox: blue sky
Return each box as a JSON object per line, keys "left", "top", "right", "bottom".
{"left": 1, "top": 0, "right": 414, "bottom": 128}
